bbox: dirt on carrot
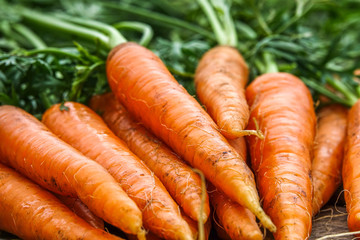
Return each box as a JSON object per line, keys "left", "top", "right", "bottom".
{"left": 195, "top": 45, "right": 250, "bottom": 139}
{"left": 0, "top": 105, "right": 143, "bottom": 237}
{"left": 0, "top": 162, "right": 123, "bottom": 240}
{"left": 42, "top": 102, "right": 193, "bottom": 240}
{"left": 90, "top": 92, "right": 210, "bottom": 222}
{"left": 56, "top": 195, "right": 104, "bottom": 229}
{"left": 246, "top": 72, "right": 316, "bottom": 239}
{"left": 312, "top": 104, "right": 348, "bottom": 215}
{"left": 106, "top": 42, "right": 276, "bottom": 232}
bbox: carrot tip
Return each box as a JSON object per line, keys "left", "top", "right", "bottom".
{"left": 136, "top": 228, "right": 147, "bottom": 240}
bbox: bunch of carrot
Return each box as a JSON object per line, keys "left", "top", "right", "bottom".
{"left": 2, "top": 1, "right": 360, "bottom": 240}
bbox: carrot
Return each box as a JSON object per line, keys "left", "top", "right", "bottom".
{"left": 195, "top": 45, "right": 253, "bottom": 139}
{"left": 208, "top": 184, "right": 263, "bottom": 240}
{"left": 227, "top": 137, "right": 247, "bottom": 162}
{"left": 106, "top": 42, "right": 275, "bottom": 232}
{"left": 89, "top": 92, "right": 210, "bottom": 222}
{"left": 342, "top": 100, "right": 360, "bottom": 232}
{"left": 246, "top": 72, "right": 316, "bottom": 239}
{"left": 56, "top": 195, "right": 104, "bottom": 229}
{"left": 42, "top": 102, "right": 193, "bottom": 240}
{"left": 0, "top": 105, "right": 143, "bottom": 238}
{"left": 0, "top": 162, "right": 123, "bottom": 240}
{"left": 312, "top": 104, "right": 347, "bottom": 215}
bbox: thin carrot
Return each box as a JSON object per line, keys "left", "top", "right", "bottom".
{"left": 208, "top": 184, "right": 263, "bottom": 240}
{"left": 42, "top": 102, "right": 193, "bottom": 240}
{"left": 312, "top": 104, "right": 348, "bottom": 215}
{"left": 246, "top": 72, "right": 316, "bottom": 239}
{"left": 0, "top": 105, "right": 143, "bottom": 238}
{"left": 195, "top": 45, "right": 253, "bottom": 139}
{"left": 0, "top": 162, "right": 123, "bottom": 240}
{"left": 89, "top": 92, "right": 210, "bottom": 222}
{"left": 343, "top": 100, "right": 360, "bottom": 232}
{"left": 106, "top": 42, "right": 275, "bottom": 232}
{"left": 56, "top": 195, "right": 104, "bottom": 229}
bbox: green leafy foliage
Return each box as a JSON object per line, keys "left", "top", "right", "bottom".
{"left": 0, "top": 44, "right": 107, "bottom": 118}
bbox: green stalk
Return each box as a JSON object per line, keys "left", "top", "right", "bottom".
{"left": 26, "top": 48, "right": 83, "bottom": 61}
{"left": 20, "top": 8, "right": 111, "bottom": 50}
{"left": 302, "top": 78, "right": 355, "bottom": 107}
{"left": 102, "top": 2, "right": 215, "bottom": 40}
{"left": 196, "top": 0, "right": 227, "bottom": 45}
{"left": 263, "top": 51, "right": 278, "bottom": 73}
{"left": 326, "top": 77, "right": 358, "bottom": 106}
{"left": 113, "top": 21, "right": 153, "bottom": 46}
{"left": 223, "top": 5, "right": 237, "bottom": 46}
{"left": 356, "top": 85, "right": 360, "bottom": 98}
{"left": 12, "top": 23, "right": 47, "bottom": 49}
{"left": 55, "top": 14, "right": 127, "bottom": 49}
{"left": 250, "top": 0, "right": 272, "bottom": 36}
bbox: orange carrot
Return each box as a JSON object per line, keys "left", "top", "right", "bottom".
{"left": 195, "top": 45, "right": 253, "bottom": 139}
{"left": 227, "top": 137, "right": 247, "bottom": 162}
{"left": 312, "top": 104, "right": 347, "bottom": 215}
{"left": 90, "top": 92, "right": 210, "bottom": 222}
{"left": 343, "top": 100, "right": 360, "bottom": 232}
{"left": 106, "top": 42, "right": 276, "bottom": 232}
{"left": 214, "top": 223, "right": 232, "bottom": 240}
{"left": 246, "top": 73, "right": 316, "bottom": 239}
{"left": 0, "top": 162, "right": 123, "bottom": 240}
{"left": 0, "top": 105, "right": 143, "bottom": 237}
{"left": 56, "top": 195, "right": 104, "bottom": 229}
{"left": 42, "top": 102, "right": 193, "bottom": 240}
{"left": 208, "top": 184, "right": 262, "bottom": 240}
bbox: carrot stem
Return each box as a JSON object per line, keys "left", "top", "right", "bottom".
{"left": 54, "top": 13, "right": 127, "bottom": 49}
{"left": 12, "top": 23, "right": 47, "bottom": 49}
{"left": 196, "top": 0, "right": 228, "bottom": 46}
{"left": 302, "top": 78, "right": 354, "bottom": 107}
{"left": 26, "top": 48, "right": 82, "bottom": 60}
{"left": 113, "top": 21, "right": 153, "bottom": 46}
{"left": 101, "top": 2, "right": 215, "bottom": 40}
{"left": 326, "top": 77, "right": 358, "bottom": 106}
{"left": 263, "top": 51, "right": 279, "bottom": 73}
{"left": 20, "top": 8, "right": 112, "bottom": 50}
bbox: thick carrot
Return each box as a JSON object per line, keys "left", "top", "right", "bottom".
{"left": 246, "top": 73, "right": 316, "bottom": 239}
{"left": 208, "top": 184, "right": 263, "bottom": 240}
{"left": 42, "top": 102, "right": 193, "bottom": 240}
{"left": 0, "top": 162, "right": 123, "bottom": 240}
{"left": 195, "top": 45, "right": 251, "bottom": 139}
{"left": 312, "top": 104, "right": 347, "bottom": 215}
{"left": 106, "top": 42, "right": 275, "bottom": 232}
{"left": 56, "top": 195, "right": 104, "bottom": 229}
{"left": 90, "top": 92, "right": 210, "bottom": 222}
{"left": 0, "top": 105, "right": 143, "bottom": 237}
{"left": 343, "top": 100, "right": 360, "bottom": 232}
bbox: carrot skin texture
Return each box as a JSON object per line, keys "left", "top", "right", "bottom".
{"left": 0, "top": 163, "right": 123, "bottom": 240}
{"left": 90, "top": 93, "right": 210, "bottom": 222}
{"left": 312, "top": 104, "right": 347, "bottom": 215}
{"left": 0, "top": 105, "right": 142, "bottom": 236}
{"left": 227, "top": 137, "right": 247, "bottom": 162}
{"left": 208, "top": 184, "right": 262, "bottom": 240}
{"left": 246, "top": 73, "right": 316, "bottom": 240}
{"left": 195, "top": 46, "right": 249, "bottom": 139}
{"left": 42, "top": 102, "right": 193, "bottom": 240}
{"left": 106, "top": 42, "right": 275, "bottom": 232}
{"left": 343, "top": 100, "right": 360, "bottom": 232}
{"left": 56, "top": 195, "right": 104, "bottom": 229}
